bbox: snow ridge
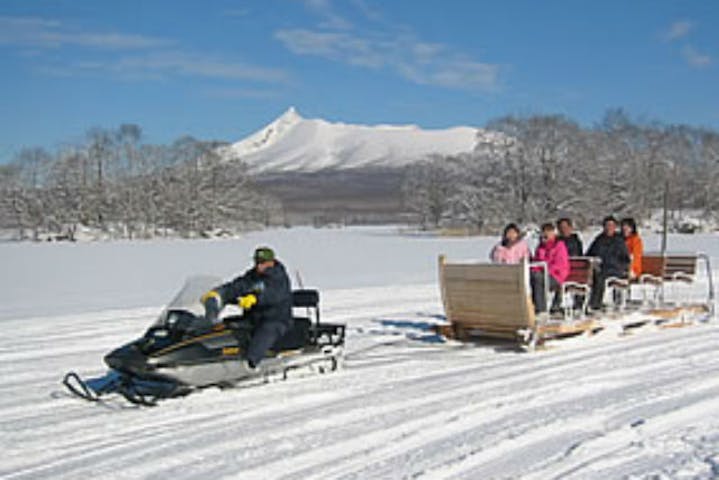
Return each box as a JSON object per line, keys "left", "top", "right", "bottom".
{"left": 219, "top": 107, "right": 496, "bottom": 173}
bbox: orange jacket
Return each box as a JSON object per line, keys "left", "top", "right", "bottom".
{"left": 625, "top": 234, "right": 643, "bottom": 277}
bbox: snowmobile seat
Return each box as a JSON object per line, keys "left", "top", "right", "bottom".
{"left": 292, "top": 289, "right": 319, "bottom": 308}
{"left": 271, "top": 317, "right": 311, "bottom": 351}
{"left": 291, "top": 289, "right": 345, "bottom": 347}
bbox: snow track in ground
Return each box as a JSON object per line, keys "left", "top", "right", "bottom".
{"left": 1, "top": 284, "right": 718, "bottom": 480}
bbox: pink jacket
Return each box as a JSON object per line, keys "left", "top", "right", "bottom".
{"left": 490, "top": 239, "right": 531, "bottom": 264}
{"left": 532, "top": 238, "right": 569, "bottom": 284}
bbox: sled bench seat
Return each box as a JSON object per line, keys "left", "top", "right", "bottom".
{"left": 560, "top": 257, "right": 599, "bottom": 319}
{"left": 641, "top": 253, "right": 698, "bottom": 284}
{"left": 638, "top": 253, "right": 714, "bottom": 314}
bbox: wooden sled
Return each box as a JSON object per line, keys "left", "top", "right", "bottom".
{"left": 437, "top": 256, "right": 600, "bottom": 350}
{"left": 437, "top": 255, "right": 713, "bottom": 350}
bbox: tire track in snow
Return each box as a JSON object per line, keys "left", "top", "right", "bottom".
{"left": 271, "top": 352, "right": 719, "bottom": 480}
{"left": 1, "top": 290, "right": 718, "bottom": 479}
{"left": 7, "top": 328, "right": 717, "bottom": 479}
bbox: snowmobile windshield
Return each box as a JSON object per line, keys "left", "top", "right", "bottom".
{"left": 154, "top": 275, "right": 223, "bottom": 327}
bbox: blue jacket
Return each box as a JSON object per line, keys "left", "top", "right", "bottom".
{"left": 214, "top": 261, "right": 292, "bottom": 327}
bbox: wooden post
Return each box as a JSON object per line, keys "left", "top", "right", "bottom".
{"left": 661, "top": 177, "right": 669, "bottom": 256}
{"left": 438, "top": 254, "right": 450, "bottom": 323}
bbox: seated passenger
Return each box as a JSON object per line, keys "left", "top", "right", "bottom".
{"left": 201, "top": 246, "right": 292, "bottom": 370}
{"left": 530, "top": 223, "right": 569, "bottom": 313}
{"left": 490, "top": 223, "right": 530, "bottom": 264}
{"left": 586, "top": 216, "right": 631, "bottom": 310}
{"left": 621, "top": 217, "right": 643, "bottom": 279}
{"left": 557, "top": 217, "right": 584, "bottom": 257}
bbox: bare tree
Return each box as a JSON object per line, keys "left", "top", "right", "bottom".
{"left": 402, "top": 155, "right": 456, "bottom": 229}
{"left": 403, "top": 110, "right": 719, "bottom": 232}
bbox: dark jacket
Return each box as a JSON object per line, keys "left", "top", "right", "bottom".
{"left": 214, "top": 261, "right": 292, "bottom": 326}
{"left": 559, "top": 233, "right": 583, "bottom": 257}
{"left": 586, "top": 233, "right": 630, "bottom": 277}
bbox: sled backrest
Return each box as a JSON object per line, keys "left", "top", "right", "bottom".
{"left": 642, "top": 253, "right": 697, "bottom": 281}
{"left": 566, "top": 257, "right": 598, "bottom": 287}
{"left": 664, "top": 255, "right": 697, "bottom": 279}
{"left": 292, "top": 289, "right": 321, "bottom": 342}
{"left": 641, "top": 255, "right": 665, "bottom": 279}
{"left": 439, "top": 255, "right": 535, "bottom": 339}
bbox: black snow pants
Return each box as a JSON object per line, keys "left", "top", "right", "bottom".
{"left": 530, "top": 270, "right": 560, "bottom": 313}
{"left": 246, "top": 321, "right": 290, "bottom": 367}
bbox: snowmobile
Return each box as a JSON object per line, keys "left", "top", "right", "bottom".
{"left": 63, "top": 275, "right": 345, "bottom": 406}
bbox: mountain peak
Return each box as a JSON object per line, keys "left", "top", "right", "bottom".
{"left": 268, "top": 106, "right": 303, "bottom": 134}
{"left": 279, "top": 106, "right": 302, "bottom": 123}
{"left": 222, "top": 107, "right": 304, "bottom": 158}
{"left": 220, "top": 109, "right": 495, "bottom": 173}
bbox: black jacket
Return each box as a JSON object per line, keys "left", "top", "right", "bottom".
{"left": 559, "top": 233, "right": 584, "bottom": 257}
{"left": 586, "top": 233, "right": 630, "bottom": 277}
{"left": 214, "top": 261, "right": 292, "bottom": 326}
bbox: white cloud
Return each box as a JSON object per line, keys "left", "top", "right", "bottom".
{"left": 681, "top": 45, "right": 712, "bottom": 68}
{"left": 275, "top": 28, "right": 500, "bottom": 92}
{"left": 664, "top": 20, "right": 693, "bottom": 42}
{"left": 349, "top": 0, "right": 384, "bottom": 23}
{"left": 404, "top": 60, "right": 499, "bottom": 90}
{"left": 0, "top": 15, "right": 172, "bottom": 49}
{"left": 300, "top": 0, "right": 353, "bottom": 30}
{"left": 0, "top": 15, "right": 289, "bottom": 85}
{"left": 37, "top": 51, "right": 290, "bottom": 83}
{"left": 115, "top": 52, "right": 289, "bottom": 82}
{"left": 275, "top": 29, "right": 384, "bottom": 67}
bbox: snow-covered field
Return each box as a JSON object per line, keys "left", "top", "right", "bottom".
{"left": 1, "top": 227, "right": 718, "bottom": 479}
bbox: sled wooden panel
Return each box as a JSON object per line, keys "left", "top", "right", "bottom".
{"left": 538, "top": 319, "right": 601, "bottom": 336}
{"left": 439, "top": 255, "right": 535, "bottom": 340}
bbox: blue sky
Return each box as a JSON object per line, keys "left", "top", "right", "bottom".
{"left": 0, "top": 0, "right": 717, "bottom": 162}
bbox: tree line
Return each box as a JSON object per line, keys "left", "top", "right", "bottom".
{"left": 0, "top": 125, "right": 282, "bottom": 240}
{"left": 403, "top": 109, "right": 719, "bottom": 232}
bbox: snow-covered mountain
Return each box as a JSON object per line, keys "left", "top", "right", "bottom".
{"left": 219, "top": 107, "right": 498, "bottom": 173}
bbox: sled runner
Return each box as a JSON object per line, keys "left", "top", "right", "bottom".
{"left": 63, "top": 276, "right": 345, "bottom": 405}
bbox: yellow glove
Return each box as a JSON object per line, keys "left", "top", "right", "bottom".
{"left": 238, "top": 294, "right": 258, "bottom": 310}
{"left": 201, "top": 290, "right": 222, "bottom": 323}
{"left": 200, "top": 290, "right": 221, "bottom": 305}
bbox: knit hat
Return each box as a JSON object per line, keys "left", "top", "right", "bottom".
{"left": 254, "top": 246, "right": 275, "bottom": 263}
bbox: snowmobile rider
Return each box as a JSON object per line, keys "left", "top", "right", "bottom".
{"left": 201, "top": 246, "right": 293, "bottom": 370}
